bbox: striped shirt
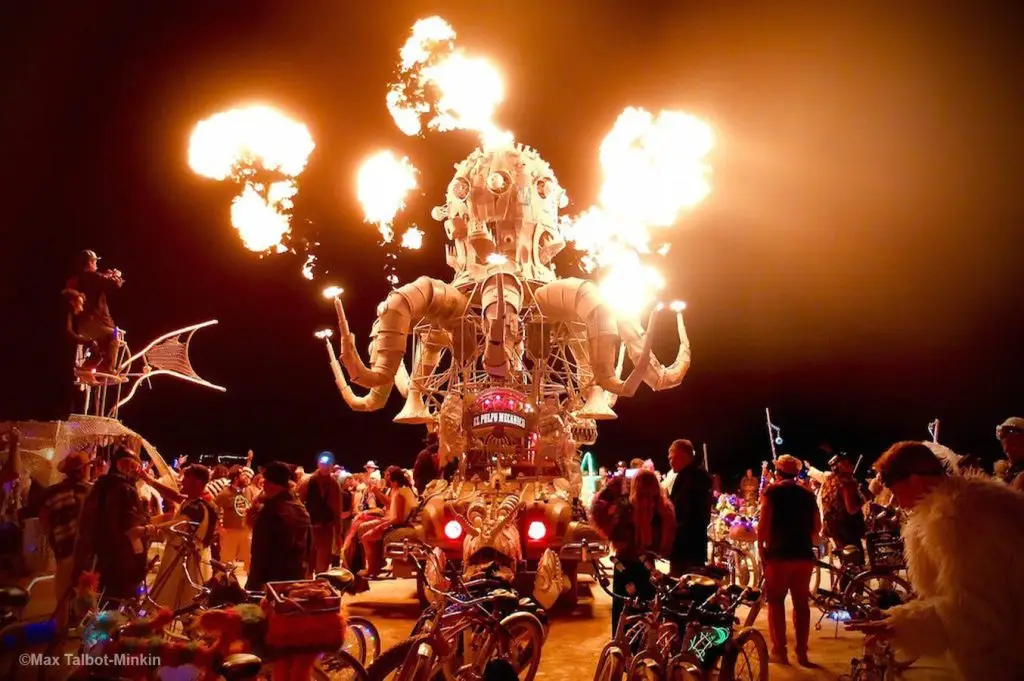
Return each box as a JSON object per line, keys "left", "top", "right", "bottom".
{"left": 42, "top": 479, "right": 92, "bottom": 559}
{"left": 205, "top": 477, "right": 230, "bottom": 501}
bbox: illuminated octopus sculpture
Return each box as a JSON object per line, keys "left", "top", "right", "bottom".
{"left": 324, "top": 143, "right": 692, "bottom": 606}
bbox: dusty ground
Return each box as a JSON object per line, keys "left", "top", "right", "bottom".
{"left": 9, "top": 571, "right": 954, "bottom": 680}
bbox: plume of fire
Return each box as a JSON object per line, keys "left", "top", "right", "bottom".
{"left": 188, "top": 105, "right": 315, "bottom": 255}
{"left": 322, "top": 285, "right": 344, "bottom": 299}
{"left": 400, "top": 226, "right": 424, "bottom": 250}
{"left": 563, "top": 107, "right": 714, "bottom": 317}
{"left": 387, "top": 16, "right": 513, "bottom": 149}
{"left": 356, "top": 151, "right": 419, "bottom": 244}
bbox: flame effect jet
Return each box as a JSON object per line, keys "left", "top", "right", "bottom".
{"left": 188, "top": 105, "right": 315, "bottom": 257}
{"left": 387, "top": 16, "right": 513, "bottom": 149}
{"left": 356, "top": 150, "right": 419, "bottom": 245}
{"left": 561, "top": 107, "right": 714, "bottom": 316}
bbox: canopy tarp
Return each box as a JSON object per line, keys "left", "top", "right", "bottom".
{"left": 0, "top": 415, "right": 177, "bottom": 490}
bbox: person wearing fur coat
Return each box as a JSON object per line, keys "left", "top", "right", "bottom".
{"left": 852, "top": 441, "right": 1024, "bottom": 681}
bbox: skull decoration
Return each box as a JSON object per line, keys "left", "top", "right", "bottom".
{"left": 431, "top": 144, "right": 569, "bottom": 284}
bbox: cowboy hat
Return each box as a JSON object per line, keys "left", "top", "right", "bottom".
{"left": 58, "top": 451, "right": 91, "bottom": 474}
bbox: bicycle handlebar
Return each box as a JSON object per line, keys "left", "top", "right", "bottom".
{"left": 169, "top": 520, "right": 201, "bottom": 538}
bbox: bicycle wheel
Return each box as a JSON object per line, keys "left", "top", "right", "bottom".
{"left": 842, "top": 571, "right": 913, "bottom": 612}
{"left": 625, "top": 652, "right": 662, "bottom": 681}
{"left": 346, "top": 616, "right": 383, "bottom": 666}
{"left": 593, "top": 644, "right": 628, "bottom": 681}
{"left": 666, "top": 653, "right": 702, "bottom": 681}
{"left": 470, "top": 611, "right": 545, "bottom": 681}
{"left": 718, "top": 627, "right": 768, "bottom": 681}
{"left": 366, "top": 635, "right": 433, "bottom": 681}
{"left": 314, "top": 648, "right": 369, "bottom": 681}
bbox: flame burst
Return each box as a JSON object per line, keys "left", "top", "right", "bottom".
{"left": 388, "top": 17, "right": 513, "bottom": 149}
{"left": 564, "top": 107, "right": 714, "bottom": 317}
{"left": 189, "top": 105, "right": 315, "bottom": 254}
{"left": 356, "top": 151, "right": 419, "bottom": 244}
{"left": 400, "top": 226, "right": 424, "bottom": 250}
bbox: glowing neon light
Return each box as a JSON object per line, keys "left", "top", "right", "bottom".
{"left": 580, "top": 451, "right": 596, "bottom": 476}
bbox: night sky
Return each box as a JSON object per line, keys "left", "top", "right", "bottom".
{"left": 3, "top": 1, "right": 1021, "bottom": 481}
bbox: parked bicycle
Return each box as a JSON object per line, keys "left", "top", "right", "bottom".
{"left": 367, "top": 539, "right": 545, "bottom": 681}
{"left": 563, "top": 540, "right": 767, "bottom": 681}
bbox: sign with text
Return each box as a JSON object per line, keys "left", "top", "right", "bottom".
{"left": 471, "top": 411, "right": 527, "bottom": 430}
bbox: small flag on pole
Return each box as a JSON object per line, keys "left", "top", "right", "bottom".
{"left": 928, "top": 419, "right": 940, "bottom": 444}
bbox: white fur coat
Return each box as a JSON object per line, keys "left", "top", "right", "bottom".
{"left": 888, "top": 475, "right": 1024, "bottom": 681}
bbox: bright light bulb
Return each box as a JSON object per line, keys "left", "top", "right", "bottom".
{"left": 444, "top": 520, "right": 463, "bottom": 540}
{"left": 527, "top": 520, "right": 547, "bottom": 541}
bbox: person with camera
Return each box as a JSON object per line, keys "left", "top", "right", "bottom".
{"left": 65, "top": 249, "right": 123, "bottom": 373}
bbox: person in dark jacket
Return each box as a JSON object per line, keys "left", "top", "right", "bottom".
{"left": 298, "top": 452, "right": 343, "bottom": 574}
{"left": 413, "top": 434, "right": 440, "bottom": 494}
{"left": 73, "top": 445, "right": 151, "bottom": 602}
{"left": 246, "top": 461, "right": 311, "bottom": 591}
{"left": 65, "top": 249, "right": 123, "bottom": 373}
{"left": 758, "top": 455, "right": 821, "bottom": 666}
{"left": 665, "top": 439, "right": 713, "bottom": 576}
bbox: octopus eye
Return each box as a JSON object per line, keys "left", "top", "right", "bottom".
{"left": 536, "top": 178, "right": 557, "bottom": 200}
{"left": 450, "top": 177, "right": 470, "bottom": 200}
{"left": 486, "top": 171, "right": 511, "bottom": 194}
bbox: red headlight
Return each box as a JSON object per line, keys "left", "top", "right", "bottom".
{"left": 444, "top": 520, "right": 463, "bottom": 540}
{"left": 527, "top": 520, "right": 547, "bottom": 541}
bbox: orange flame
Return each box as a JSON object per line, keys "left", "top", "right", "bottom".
{"left": 356, "top": 151, "right": 419, "bottom": 244}
{"left": 563, "top": 107, "right": 714, "bottom": 316}
{"left": 387, "top": 17, "right": 513, "bottom": 149}
{"left": 188, "top": 105, "right": 315, "bottom": 254}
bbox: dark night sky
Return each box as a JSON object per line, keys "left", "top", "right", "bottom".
{"left": 2, "top": 1, "right": 1021, "bottom": 480}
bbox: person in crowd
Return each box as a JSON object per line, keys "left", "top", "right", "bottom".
{"left": 299, "top": 451, "right": 344, "bottom": 574}
{"left": 38, "top": 450, "right": 92, "bottom": 628}
{"left": 413, "top": 433, "right": 441, "bottom": 494}
{"left": 206, "top": 463, "right": 231, "bottom": 499}
{"left": 215, "top": 465, "right": 257, "bottom": 570}
{"left": 851, "top": 441, "right": 1024, "bottom": 681}
{"left": 354, "top": 461, "right": 385, "bottom": 513}
{"left": 337, "top": 474, "right": 355, "bottom": 565}
{"left": 739, "top": 468, "right": 759, "bottom": 506}
{"left": 629, "top": 458, "right": 644, "bottom": 470}
{"left": 73, "top": 446, "right": 152, "bottom": 602}
{"left": 996, "top": 416, "right": 1024, "bottom": 491}
{"left": 666, "top": 439, "right": 713, "bottom": 576}
{"left": 148, "top": 464, "right": 219, "bottom": 609}
{"left": 591, "top": 469, "right": 675, "bottom": 635}
{"left": 820, "top": 453, "right": 866, "bottom": 567}
{"left": 758, "top": 455, "right": 821, "bottom": 666}
{"left": 0, "top": 428, "right": 25, "bottom": 521}
{"left": 598, "top": 466, "right": 608, "bottom": 478}
{"left": 246, "top": 461, "right": 311, "bottom": 591}
{"left": 64, "top": 249, "right": 123, "bottom": 373}
{"left": 344, "top": 466, "right": 417, "bottom": 578}
{"left": 614, "top": 461, "right": 626, "bottom": 476}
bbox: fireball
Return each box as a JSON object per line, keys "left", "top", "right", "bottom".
{"left": 356, "top": 151, "right": 419, "bottom": 244}
{"left": 188, "top": 105, "right": 315, "bottom": 255}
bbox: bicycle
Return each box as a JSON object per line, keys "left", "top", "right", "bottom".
{"left": 563, "top": 541, "right": 767, "bottom": 681}
{"left": 367, "top": 539, "right": 545, "bottom": 681}
{"left": 156, "top": 521, "right": 381, "bottom": 672}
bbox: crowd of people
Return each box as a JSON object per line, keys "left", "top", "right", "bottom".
{"left": 588, "top": 418, "right": 1024, "bottom": 680}
{"left": 2, "top": 415, "right": 1024, "bottom": 680}
{"left": 0, "top": 430, "right": 451, "bottom": 618}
